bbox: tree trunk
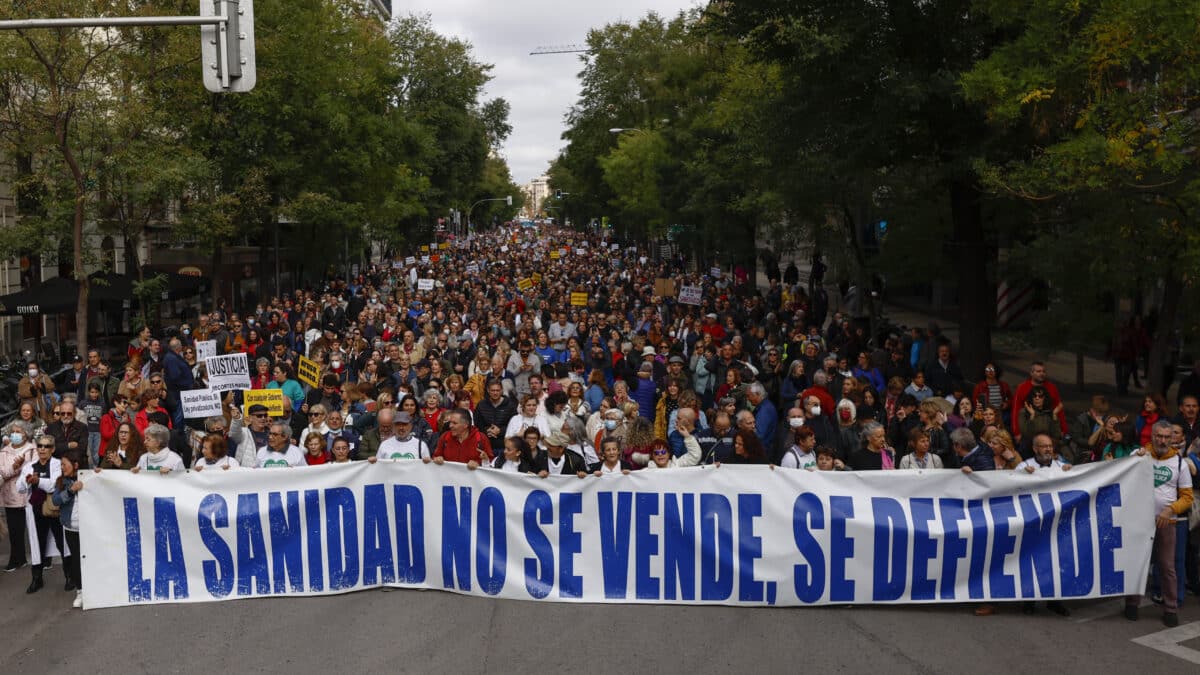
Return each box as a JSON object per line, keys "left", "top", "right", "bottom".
{"left": 211, "top": 243, "right": 222, "bottom": 311}
{"left": 1147, "top": 272, "right": 1183, "bottom": 397}
{"left": 59, "top": 122, "right": 88, "bottom": 359}
{"left": 949, "top": 180, "right": 992, "bottom": 377}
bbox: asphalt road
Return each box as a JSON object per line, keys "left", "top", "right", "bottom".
{"left": 0, "top": 547, "right": 1194, "bottom": 674}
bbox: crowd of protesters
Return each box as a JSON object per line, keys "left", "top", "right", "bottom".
{"left": 2, "top": 226, "right": 1196, "bottom": 622}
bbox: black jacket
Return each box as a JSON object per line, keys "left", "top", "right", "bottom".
{"left": 531, "top": 449, "right": 588, "bottom": 475}
{"left": 475, "top": 396, "right": 518, "bottom": 451}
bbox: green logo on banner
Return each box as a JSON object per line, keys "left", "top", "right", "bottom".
{"left": 389, "top": 452, "right": 416, "bottom": 460}
{"left": 262, "top": 458, "right": 290, "bottom": 468}
{"left": 1154, "top": 465, "right": 1173, "bottom": 487}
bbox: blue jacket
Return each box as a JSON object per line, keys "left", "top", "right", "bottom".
{"left": 959, "top": 444, "right": 994, "bottom": 473}
{"left": 630, "top": 376, "right": 658, "bottom": 421}
{"left": 162, "top": 350, "right": 194, "bottom": 391}
{"left": 754, "top": 399, "right": 778, "bottom": 448}
{"left": 52, "top": 476, "right": 79, "bottom": 531}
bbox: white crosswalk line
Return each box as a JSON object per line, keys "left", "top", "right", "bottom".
{"left": 1131, "top": 622, "right": 1200, "bottom": 664}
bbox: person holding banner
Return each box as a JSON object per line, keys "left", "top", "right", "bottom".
{"left": 532, "top": 431, "right": 588, "bottom": 478}
{"left": 1127, "top": 420, "right": 1194, "bottom": 627}
{"left": 372, "top": 412, "right": 431, "bottom": 462}
{"left": 192, "top": 435, "right": 239, "bottom": 471}
{"left": 131, "top": 425, "right": 184, "bottom": 475}
{"left": 490, "top": 436, "right": 535, "bottom": 473}
{"left": 432, "top": 410, "right": 492, "bottom": 468}
{"left": 50, "top": 449, "right": 84, "bottom": 607}
{"left": 589, "top": 437, "right": 633, "bottom": 475}
{"left": 256, "top": 422, "right": 306, "bottom": 468}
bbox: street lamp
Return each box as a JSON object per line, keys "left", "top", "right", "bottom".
{"left": 609, "top": 128, "right": 642, "bottom": 134}
{"left": 467, "top": 195, "right": 513, "bottom": 233}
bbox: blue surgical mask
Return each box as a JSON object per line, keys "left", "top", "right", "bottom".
{"left": 10, "top": 433, "right": 24, "bottom": 445}
{"left": 604, "top": 420, "right": 617, "bottom": 431}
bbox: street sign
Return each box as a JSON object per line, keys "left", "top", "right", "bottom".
{"left": 201, "top": 0, "right": 256, "bottom": 93}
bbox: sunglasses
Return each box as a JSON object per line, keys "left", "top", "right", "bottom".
{"left": 251, "top": 413, "right": 269, "bottom": 419}
{"left": 652, "top": 450, "right": 669, "bottom": 456}
{"left": 37, "top": 444, "right": 55, "bottom": 449}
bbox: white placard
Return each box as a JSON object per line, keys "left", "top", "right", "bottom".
{"left": 417, "top": 279, "right": 435, "bottom": 291}
{"left": 405, "top": 256, "right": 416, "bottom": 266}
{"left": 180, "top": 388, "right": 223, "bottom": 419}
{"left": 194, "top": 340, "right": 217, "bottom": 363}
{"left": 204, "top": 353, "right": 251, "bottom": 393}
{"left": 678, "top": 285, "right": 703, "bottom": 306}
{"left": 710, "top": 267, "right": 722, "bottom": 278}
{"left": 500, "top": 245, "right": 509, "bottom": 253}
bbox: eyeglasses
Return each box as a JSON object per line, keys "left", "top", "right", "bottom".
{"left": 150, "top": 379, "right": 163, "bottom": 384}
{"left": 268, "top": 432, "right": 285, "bottom": 437}
{"left": 652, "top": 450, "right": 669, "bottom": 456}
{"left": 251, "top": 413, "right": 269, "bottom": 419}
{"left": 309, "top": 413, "right": 323, "bottom": 417}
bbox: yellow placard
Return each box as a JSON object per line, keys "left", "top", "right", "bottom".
{"left": 570, "top": 292, "right": 588, "bottom": 307}
{"left": 549, "top": 251, "right": 560, "bottom": 260}
{"left": 420, "top": 245, "right": 429, "bottom": 252}
{"left": 439, "top": 242, "right": 449, "bottom": 250}
{"left": 297, "top": 355, "right": 321, "bottom": 388}
{"left": 517, "top": 278, "right": 534, "bottom": 291}
{"left": 244, "top": 388, "right": 285, "bottom": 417}
{"left": 531, "top": 272, "right": 542, "bottom": 285}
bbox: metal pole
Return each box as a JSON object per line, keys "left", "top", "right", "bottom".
{"left": 0, "top": 16, "right": 222, "bottom": 29}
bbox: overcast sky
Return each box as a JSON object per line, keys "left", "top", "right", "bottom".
{"left": 399, "top": 0, "right": 702, "bottom": 185}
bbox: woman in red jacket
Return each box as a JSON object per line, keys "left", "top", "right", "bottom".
{"left": 98, "top": 395, "right": 133, "bottom": 454}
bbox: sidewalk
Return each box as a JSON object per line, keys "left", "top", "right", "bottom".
{"left": 755, "top": 247, "right": 1163, "bottom": 417}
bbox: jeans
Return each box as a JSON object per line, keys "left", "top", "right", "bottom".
{"left": 87, "top": 432, "right": 101, "bottom": 469}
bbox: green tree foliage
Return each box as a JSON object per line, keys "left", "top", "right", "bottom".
{"left": 0, "top": 3, "right": 515, "bottom": 346}
{"left": 962, "top": 0, "right": 1200, "bottom": 392}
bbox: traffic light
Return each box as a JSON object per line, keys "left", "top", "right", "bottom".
{"left": 201, "top": 0, "right": 256, "bottom": 93}
{"left": 555, "top": 189, "right": 562, "bottom": 199}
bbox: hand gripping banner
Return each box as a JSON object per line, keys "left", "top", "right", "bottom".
{"left": 79, "top": 459, "right": 1153, "bottom": 609}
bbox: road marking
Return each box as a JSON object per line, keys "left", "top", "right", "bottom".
{"left": 1070, "top": 597, "right": 1152, "bottom": 624}
{"left": 1131, "top": 622, "right": 1200, "bottom": 665}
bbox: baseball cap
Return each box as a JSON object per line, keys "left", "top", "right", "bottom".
{"left": 394, "top": 411, "right": 413, "bottom": 424}
{"left": 248, "top": 404, "right": 269, "bottom": 415}
{"left": 668, "top": 355, "right": 685, "bottom": 364}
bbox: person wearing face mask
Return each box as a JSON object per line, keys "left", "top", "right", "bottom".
{"left": 18, "top": 361, "right": 57, "bottom": 424}
{"left": 772, "top": 406, "right": 808, "bottom": 463}
{"left": 801, "top": 395, "right": 837, "bottom": 449}
{"left": 1, "top": 421, "right": 37, "bottom": 571}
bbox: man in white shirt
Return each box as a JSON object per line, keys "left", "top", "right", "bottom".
{"left": 1017, "top": 433, "right": 1072, "bottom": 473}
{"left": 256, "top": 422, "right": 306, "bottom": 468}
{"left": 373, "top": 411, "right": 430, "bottom": 461}
{"left": 1127, "top": 420, "right": 1193, "bottom": 627}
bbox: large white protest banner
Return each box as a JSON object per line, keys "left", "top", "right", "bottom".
{"left": 79, "top": 460, "right": 1152, "bottom": 610}
{"left": 180, "top": 389, "right": 223, "bottom": 419}
{"left": 204, "top": 353, "right": 250, "bottom": 393}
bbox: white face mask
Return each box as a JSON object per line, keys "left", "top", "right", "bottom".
{"left": 788, "top": 417, "right": 805, "bottom": 429}
{"left": 809, "top": 405, "right": 822, "bottom": 416}
{"left": 28, "top": 369, "right": 38, "bottom": 379}
{"left": 10, "top": 433, "right": 24, "bottom": 445}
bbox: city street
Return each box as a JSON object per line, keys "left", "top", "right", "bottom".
{"left": 0, "top": 553, "right": 1195, "bottom": 672}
